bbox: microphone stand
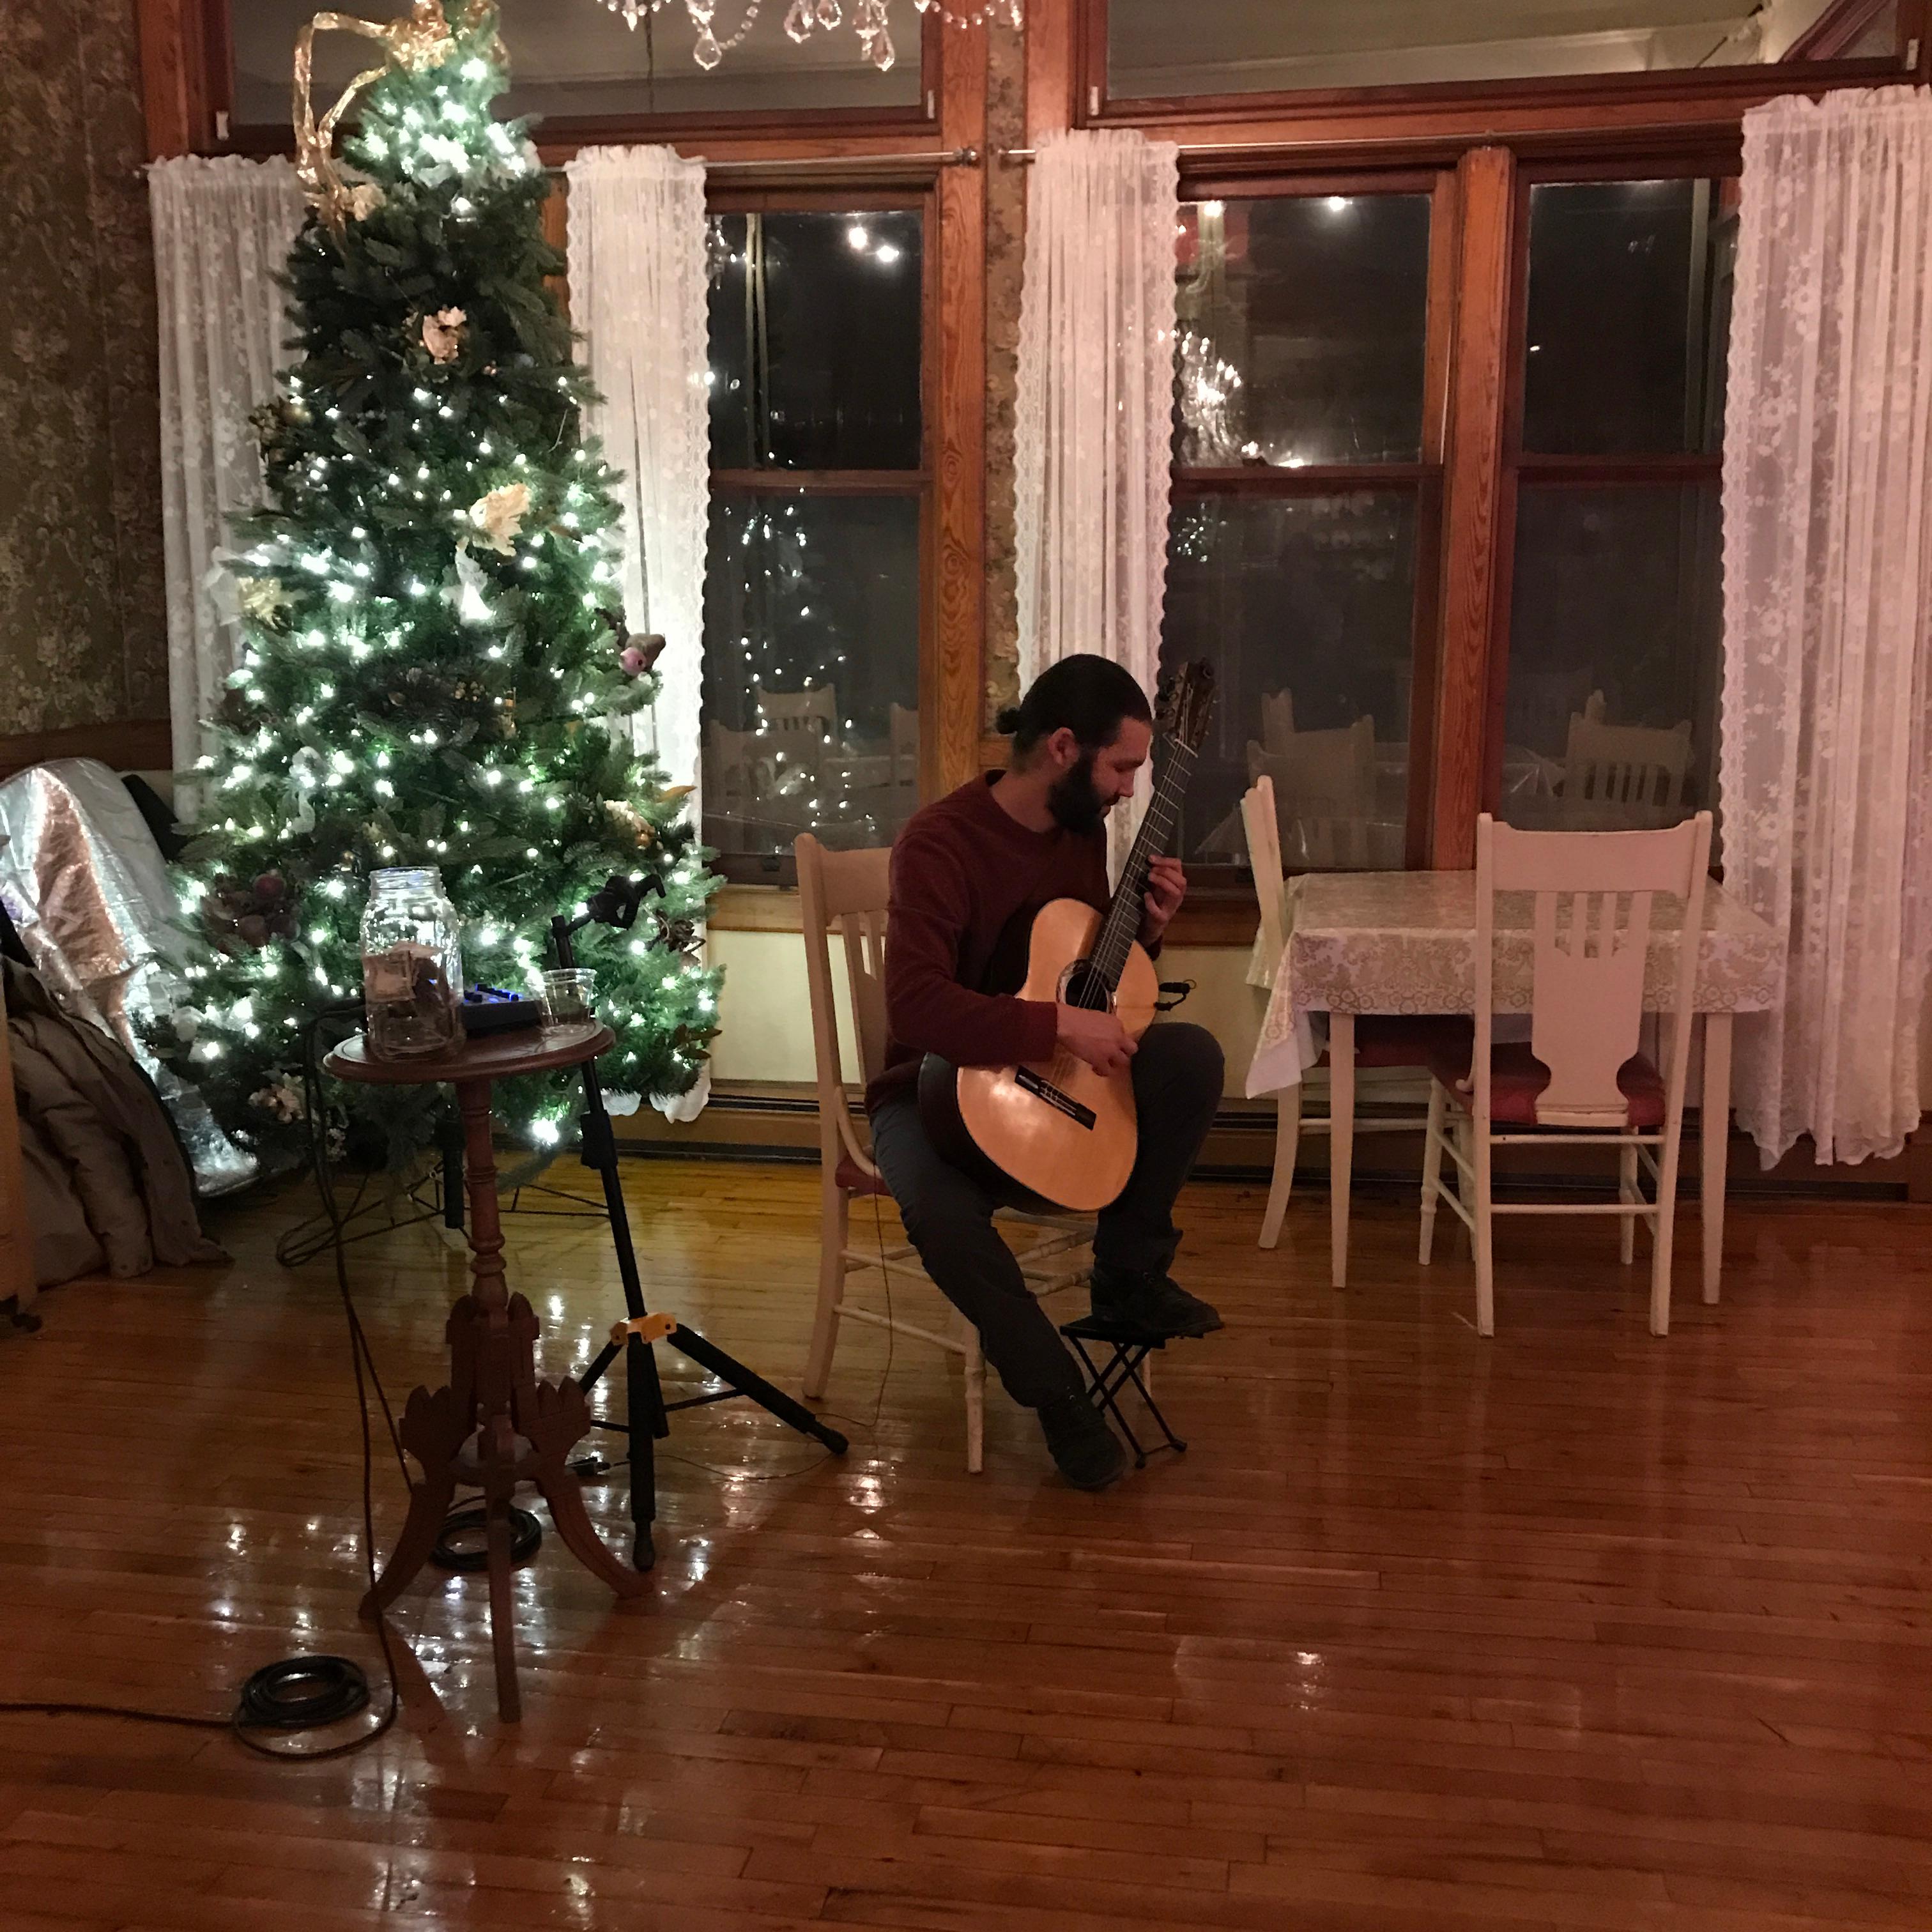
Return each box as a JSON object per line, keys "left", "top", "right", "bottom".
{"left": 553, "top": 877, "right": 847, "bottom": 1570}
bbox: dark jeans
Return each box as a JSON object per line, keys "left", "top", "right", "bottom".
{"left": 869, "top": 1022, "right": 1224, "bottom": 1409}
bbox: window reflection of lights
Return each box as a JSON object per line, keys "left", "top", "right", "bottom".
{"left": 1325, "top": 195, "right": 1349, "bottom": 214}
{"left": 1201, "top": 200, "right": 1225, "bottom": 217}
{"left": 876, "top": 243, "right": 901, "bottom": 265}
{"left": 847, "top": 223, "right": 870, "bottom": 250}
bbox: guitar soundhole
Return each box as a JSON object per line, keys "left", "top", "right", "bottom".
{"left": 1061, "top": 961, "right": 1111, "bottom": 1013}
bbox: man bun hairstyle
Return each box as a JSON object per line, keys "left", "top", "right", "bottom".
{"left": 999, "top": 654, "right": 1153, "bottom": 760}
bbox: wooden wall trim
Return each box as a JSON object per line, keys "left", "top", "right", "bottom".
{"left": 0, "top": 719, "right": 174, "bottom": 784}
{"left": 1025, "top": 0, "right": 1080, "bottom": 144}
{"left": 1429, "top": 146, "right": 1516, "bottom": 871}
{"left": 135, "top": 0, "right": 214, "bottom": 157}
{"left": 932, "top": 27, "right": 990, "bottom": 795}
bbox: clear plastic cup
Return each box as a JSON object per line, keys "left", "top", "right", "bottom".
{"left": 540, "top": 968, "right": 597, "bottom": 1026}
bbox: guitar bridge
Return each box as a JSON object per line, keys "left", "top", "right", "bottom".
{"left": 1015, "top": 1066, "right": 1096, "bottom": 1130}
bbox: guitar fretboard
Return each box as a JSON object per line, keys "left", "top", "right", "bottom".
{"left": 1077, "top": 741, "right": 1198, "bottom": 1004}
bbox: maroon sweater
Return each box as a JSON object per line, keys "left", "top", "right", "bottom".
{"left": 865, "top": 775, "right": 1112, "bottom": 1114}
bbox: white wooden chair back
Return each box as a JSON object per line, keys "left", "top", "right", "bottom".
{"left": 1474, "top": 812, "right": 1712, "bottom": 1131}
{"left": 1245, "top": 716, "right": 1374, "bottom": 820}
{"left": 1562, "top": 714, "right": 1692, "bottom": 823}
{"left": 889, "top": 702, "right": 919, "bottom": 786}
{"left": 795, "top": 832, "right": 893, "bottom": 1177}
{"left": 705, "top": 719, "right": 770, "bottom": 797}
{"left": 1239, "top": 776, "right": 1289, "bottom": 969}
{"left": 1260, "top": 688, "right": 1297, "bottom": 754}
{"left": 755, "top": 682, "right": 838, "bottom": 744}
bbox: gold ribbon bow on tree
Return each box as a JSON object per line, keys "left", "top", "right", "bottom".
{"left": 293, "top": 0, "right": 500, "bottom": 236}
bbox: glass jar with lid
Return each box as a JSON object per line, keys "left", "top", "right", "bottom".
{"left": 360, "top": 867, "right": 464, "bottom": 1059}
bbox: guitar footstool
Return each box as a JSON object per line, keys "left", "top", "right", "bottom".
{"left": 1058, "top": 1315, "right": 1188, "bottom": 1469}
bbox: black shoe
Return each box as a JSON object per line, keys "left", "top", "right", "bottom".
{"left": 1037, "top": 1393, "right": 1128, "bottom": 1491}
{"left": 1090, "top": 1267, "right": 1224, "bottom": 1339}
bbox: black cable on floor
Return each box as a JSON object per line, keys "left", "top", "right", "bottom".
{"left": 0, "top": 1011, "right": 407, "bottom": 1761}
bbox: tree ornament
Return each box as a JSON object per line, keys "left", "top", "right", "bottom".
{"left": 421, "top": 305, "right": 467, "bottom": 364}
{"left": 468, "top": 481, "right": 530, "bottom": 555}
{"left": 604, "top": 800, "right": 656, "bottom": 848}
{"left": 619, "top": 634, "right": 667, "bottom": 678}
{"left": 344, "top": 180, "right": 386, "bottom": 222}
{"left": 236, "top": 576, "right": 293, "bottom": 629}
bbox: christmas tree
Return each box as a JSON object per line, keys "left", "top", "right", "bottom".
{"left": 170, "top": 0, "right": 720, "bottom": 1169}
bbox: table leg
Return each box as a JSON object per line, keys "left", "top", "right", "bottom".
{"left": 1701, "top": 1013, "right": 1733, "bottom": 1306}
{"left": 1329, "top": 1013, "right": 1356, "bottom": 1291}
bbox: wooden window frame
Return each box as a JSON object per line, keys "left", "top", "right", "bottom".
{"left": 181, "top": 0, "right": 944, "bottom": 157}
{"left": 1480, "top": 157, "right": 1734, "bottom": 827}
{"left": 1075, "top": 0, "right": 1929, "bottom": 137}
{"left": 702, "top": 185, "right": 936, "bottom": 889}
{"left": 1168, "top": 168, "right": 1453, "bottom": 891}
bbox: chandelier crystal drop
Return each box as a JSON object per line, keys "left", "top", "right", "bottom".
{"left": 598, "top": 0, "right": 1022, "bottom": 73}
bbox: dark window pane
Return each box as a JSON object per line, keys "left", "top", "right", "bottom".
{"left": 1160, "top": 493, "right": 1418, "bottom": 871}
{"left": 231, "top": 1, "right": 921, "bottom": 128}
{"left": 1501, "top": 483, "right": 1721, "bottom": 831}
{"left": 1523, "top": 180, "right": 1734, "bottom": 455}
{"left": 1108, "top": 0, "right": 1896, "bottom": 100}
{"left": 708, "top": 212, "right": 923, "bottom": 471}
{"left": 1177, "top": 195, "right": 1430, "bottom": 466}
{"left": 702, "top": 491, "right": 920, "bottom": 862}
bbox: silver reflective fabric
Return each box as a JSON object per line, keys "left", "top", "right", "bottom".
{"left": 0, "top": 759, "right": 256, "bottom": 1195}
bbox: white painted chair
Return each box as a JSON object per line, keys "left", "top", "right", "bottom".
{"left": 1246, "top": 716, "right": 1379, "bottom": 869}
{"left": 703, "top": 719, "right": 776, "bottom": 852}
{"left": 888, "top": 702, "right": 919, "bottom": 789}
{"left": 1418, "top": 811, "right": 1713, "bottom": 1337}
{"left": 795, "top": 833, "right": 1092, "bottom": 1471}
{"left": 1260, "top": 688, "right": 1296, "bottom": 754}
{"left": 1561, "top": 712, "right": 1693, "bottom": 827}
{"left": 1240, "top": 776, "right": 1463, "bottom": 1251}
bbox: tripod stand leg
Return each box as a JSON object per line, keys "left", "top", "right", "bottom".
{"left": 624, "top": 1333, "right": 659, "bottom": 1570}
{"left": 670, "top": 1326, "right": 850, "bottom": 1453}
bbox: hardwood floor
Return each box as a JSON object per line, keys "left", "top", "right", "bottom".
{"left": 2, "top": 1156, "right": 1930, "bottom": 1929}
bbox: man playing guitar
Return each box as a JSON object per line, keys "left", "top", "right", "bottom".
{"left": 866, "top": 656, "right": 1224, "bottom": 1492}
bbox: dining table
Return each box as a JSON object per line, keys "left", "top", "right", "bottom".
{"left": 1243, "top": 870, "right": 1783, "bottom": 1303}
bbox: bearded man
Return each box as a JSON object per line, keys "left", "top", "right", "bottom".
{"left": 864, "top": 654, "right": 1225, "bottom": 1492}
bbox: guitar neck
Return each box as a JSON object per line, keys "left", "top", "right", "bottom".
{"left": 1091, "top": 742, "right": 1197, "bottom": 991}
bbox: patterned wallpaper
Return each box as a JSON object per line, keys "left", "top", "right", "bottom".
{"left": 0, "top": 0, "right": 167, "bottom": 739}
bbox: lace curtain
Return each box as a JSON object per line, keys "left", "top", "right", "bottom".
{"left": 150, "top": 157, "right": 306, "bottom": 789}
{"left": 1013, "top": 130, "right": 1179, "bottom": 878}
{"left": 1721, "top": 88, "right": 1932, "bottom": 1167}
{"left": 565, "top": 146, "right": 710, "bottom": 814}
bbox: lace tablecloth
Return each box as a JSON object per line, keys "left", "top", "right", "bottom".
{"left": 1246, "top": 871, "right": 1783, "bottom": 1096}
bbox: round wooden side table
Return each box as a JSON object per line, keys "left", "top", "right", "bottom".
{"left": 325, "top": 1020, "right": 647, "bottom": 1721}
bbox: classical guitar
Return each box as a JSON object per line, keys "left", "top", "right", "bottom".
{"left": 917, "top": 663, "right": 1216, "bottom": 1213}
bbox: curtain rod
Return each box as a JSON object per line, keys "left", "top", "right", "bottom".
{"left": 998, "top": 123, "right": 1739, "bottom": 163}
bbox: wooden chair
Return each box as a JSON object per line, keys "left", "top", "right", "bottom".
{"left": 1259, "top": 688, "right": 1296, "bottom": 755}
{"left": 1418, "top": 811, "right": 1713, "bottom": 1337}
{"left": 1246, "top": 717, "right": 1377, "bottom": 868}
{"left": 888, "top": 703, "right": 919, "bottom": 788}
{"left": 1561, "top": 712, "right": 1692, "bottom": 827}
{"left": 1239, "top": 776, "right": 1461, "bottom": 1252}
{"left": 795, "top": 833, "right": 1092, "bottom": 1471}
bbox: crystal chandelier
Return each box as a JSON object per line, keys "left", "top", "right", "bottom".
{"left": 596, "top": 0, "right": 1023, "bottom": 74}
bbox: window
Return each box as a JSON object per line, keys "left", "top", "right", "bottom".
{"left": 224, "top": 1, "right": 928, "bottom": 139}
{"left": 700, "top": 206, "right": 928, "bottom": 877}
{"left": 1160, "top": 190, "right": 1438, "bottom": 873}
{"left": 1498, "top": 177, "right": 1732, "bottom": 835}
{"left": 1101, "top": 0, "right": 1904, "bottom": 105}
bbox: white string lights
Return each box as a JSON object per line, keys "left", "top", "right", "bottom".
{"left": 595, "top": 0, "right": 1022, "bottom": 73}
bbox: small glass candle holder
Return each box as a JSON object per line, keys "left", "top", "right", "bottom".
{"left": 540, "top": 968, "right": 598, "bottom": 1026}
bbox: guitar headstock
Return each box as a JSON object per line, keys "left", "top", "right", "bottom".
{"left": 1154, "top": 661, "right": 1216, "bottom": 753}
